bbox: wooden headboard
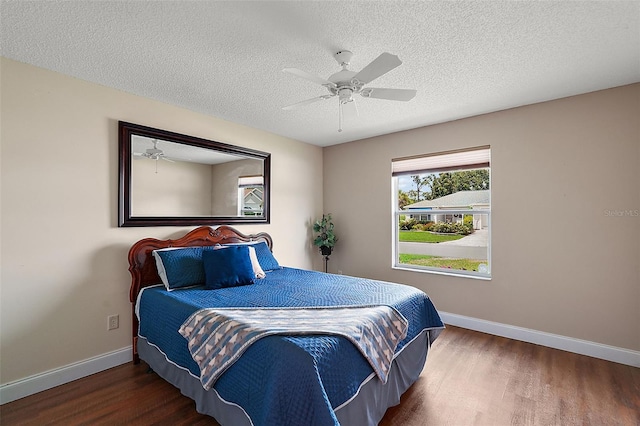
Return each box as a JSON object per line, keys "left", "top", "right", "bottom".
{"left": 127, "top": 225, "right": 273, "bottom": 362}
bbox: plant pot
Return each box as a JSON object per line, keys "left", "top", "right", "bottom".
{"left": 320, "top": 246, "right": 332, "bottom": 256}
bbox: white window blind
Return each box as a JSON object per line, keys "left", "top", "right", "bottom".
{"left": 238, "top": 175, "right": 263, "bottom": 187}
{"left": 392, "top": 146, "right": 490, "bottom": 176}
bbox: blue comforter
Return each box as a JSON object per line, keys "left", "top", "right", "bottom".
{"left": 137, "top": 267, "right": 444, "bottom": 426}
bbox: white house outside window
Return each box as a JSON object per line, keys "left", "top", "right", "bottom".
{"left": 238, "top": 175, "right": 264, "bottom": 216}
{"left": 392, "top": 146, "right": 491, "bottom": 279}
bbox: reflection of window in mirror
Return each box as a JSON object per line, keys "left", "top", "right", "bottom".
{"left": 238, "top": 176, "right": 264, "bottom": 216}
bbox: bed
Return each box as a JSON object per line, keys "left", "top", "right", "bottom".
{"left": 128, "top": 225, "right": 444, "bottom": 426}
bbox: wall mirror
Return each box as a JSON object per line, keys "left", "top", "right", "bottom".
{"left": 118, "top": 121, "right": 270, "bottom": 227}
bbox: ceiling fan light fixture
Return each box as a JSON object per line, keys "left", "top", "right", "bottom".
{"left": 338, "top": 87, "right": 353, "bottom": 101}
{"left": 334, "top": 50, "right": 353, "bottom": 67}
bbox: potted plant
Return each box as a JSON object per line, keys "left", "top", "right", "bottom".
{"left": 313, "top": 213, "right": 337, "bottom": 256}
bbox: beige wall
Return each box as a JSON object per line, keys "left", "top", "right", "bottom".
{"left": 0, "top": 58, "right": 323, "bottom": 384}
{"left": 324, "top": 84, "right": 640, "bottom": 351}
{"left": 132, "top": 158, "right": 213, "bottom": 216}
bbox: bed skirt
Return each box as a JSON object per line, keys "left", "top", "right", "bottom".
{"left": 138, "top": 329, "right": 431, "bottom": 426}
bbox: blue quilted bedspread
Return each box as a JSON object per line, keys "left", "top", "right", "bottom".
{"left": 137, "top": 267, "right": 444, "bottom": 426}
{"left": 180, "top": 305, "right": 408, "bottom": 390}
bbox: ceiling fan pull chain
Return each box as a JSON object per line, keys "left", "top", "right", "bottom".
{"left": 338, "top": 99, "right": 343, "bottom": 132}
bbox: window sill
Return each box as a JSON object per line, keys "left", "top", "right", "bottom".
{"left": 392, "top": 264, "right": 492, "bottom": 281}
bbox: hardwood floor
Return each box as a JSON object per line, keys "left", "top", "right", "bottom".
{"left": 2, "top": 326, "right": 639, "bottom": 425}
{"left": 380, "top": 327, "right": 640, "bottom": 426}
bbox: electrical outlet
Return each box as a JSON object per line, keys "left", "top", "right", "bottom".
{"left": 108, "top": 314, "right": 119, "bottom": 331}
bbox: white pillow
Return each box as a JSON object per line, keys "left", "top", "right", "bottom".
{"left": 248, "top": 246, "right": 266, "bottom": 279}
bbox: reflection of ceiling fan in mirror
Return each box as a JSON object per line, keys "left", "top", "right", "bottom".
{"left": 133, "top": 139, "right": 175, "bottom": 163}
{"left": 131, "top": 135, "right": 241, "bottom": 165}
{"left": 282, "top": 50, "right": 417, "bottom": 132}
{"left": 133, "top": 139, "right": 176, "bottom": 174}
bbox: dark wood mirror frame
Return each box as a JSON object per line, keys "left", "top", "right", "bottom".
{"left": 118, "top": 121, "right": 271, "bottom": 227}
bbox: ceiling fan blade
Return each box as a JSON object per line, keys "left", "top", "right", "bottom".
{"left": 282, "top": 95, "right": 333, "bottom": 110}
{"left": 283, "top": 68, "right": 336, "bottom": 88}
{"left": 352, "top": 52, "right": 402, "bottom": 84}
{"left": 361, "top": 88, "right": 417, "bottom": 102}
{"left": 161, "top": 157, "right": 175, "bottom": 163}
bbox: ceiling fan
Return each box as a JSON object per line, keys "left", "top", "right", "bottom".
{"left": 282, "top": 50, "right": 417, "bottom": 132}
{"left": 133, "top": 139, "right": 176, "bottom": 173}
{"left": 133, "top": 139, "right": 175, "bottom": 163}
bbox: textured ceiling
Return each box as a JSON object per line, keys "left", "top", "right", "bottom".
{"left": 1, "top": 1, "right": 639, "bottom": 147}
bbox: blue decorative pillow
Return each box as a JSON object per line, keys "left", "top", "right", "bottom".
{"left": 153, "top": 247, "right": 209, "bottom": 290}
{"left": 252, "top": 241, "right": 281, "bottom": 271}
{"left": 203, "top": 245, "right": 255, "bottom": 290}
{"left": 228, "top": 241, "right": 281, "bottom": 271}
{"left": 215, "top": 245, "right": 266, "bottom": 279}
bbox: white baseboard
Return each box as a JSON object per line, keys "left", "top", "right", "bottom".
{"left": 439, "top": 312, "right": 640, "bottom": 368}
{"left": 0, "top": 346, "right": 132, "bottom": 405}
{"left": 2, "top": 315, "right": 638, "bottom": 406}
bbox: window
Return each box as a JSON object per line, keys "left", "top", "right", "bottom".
{"left": 392, "top": 146, "right": 491, "bottom": 279}
{"left": 238, "top": 176, "right": 264, "bottom": 216}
